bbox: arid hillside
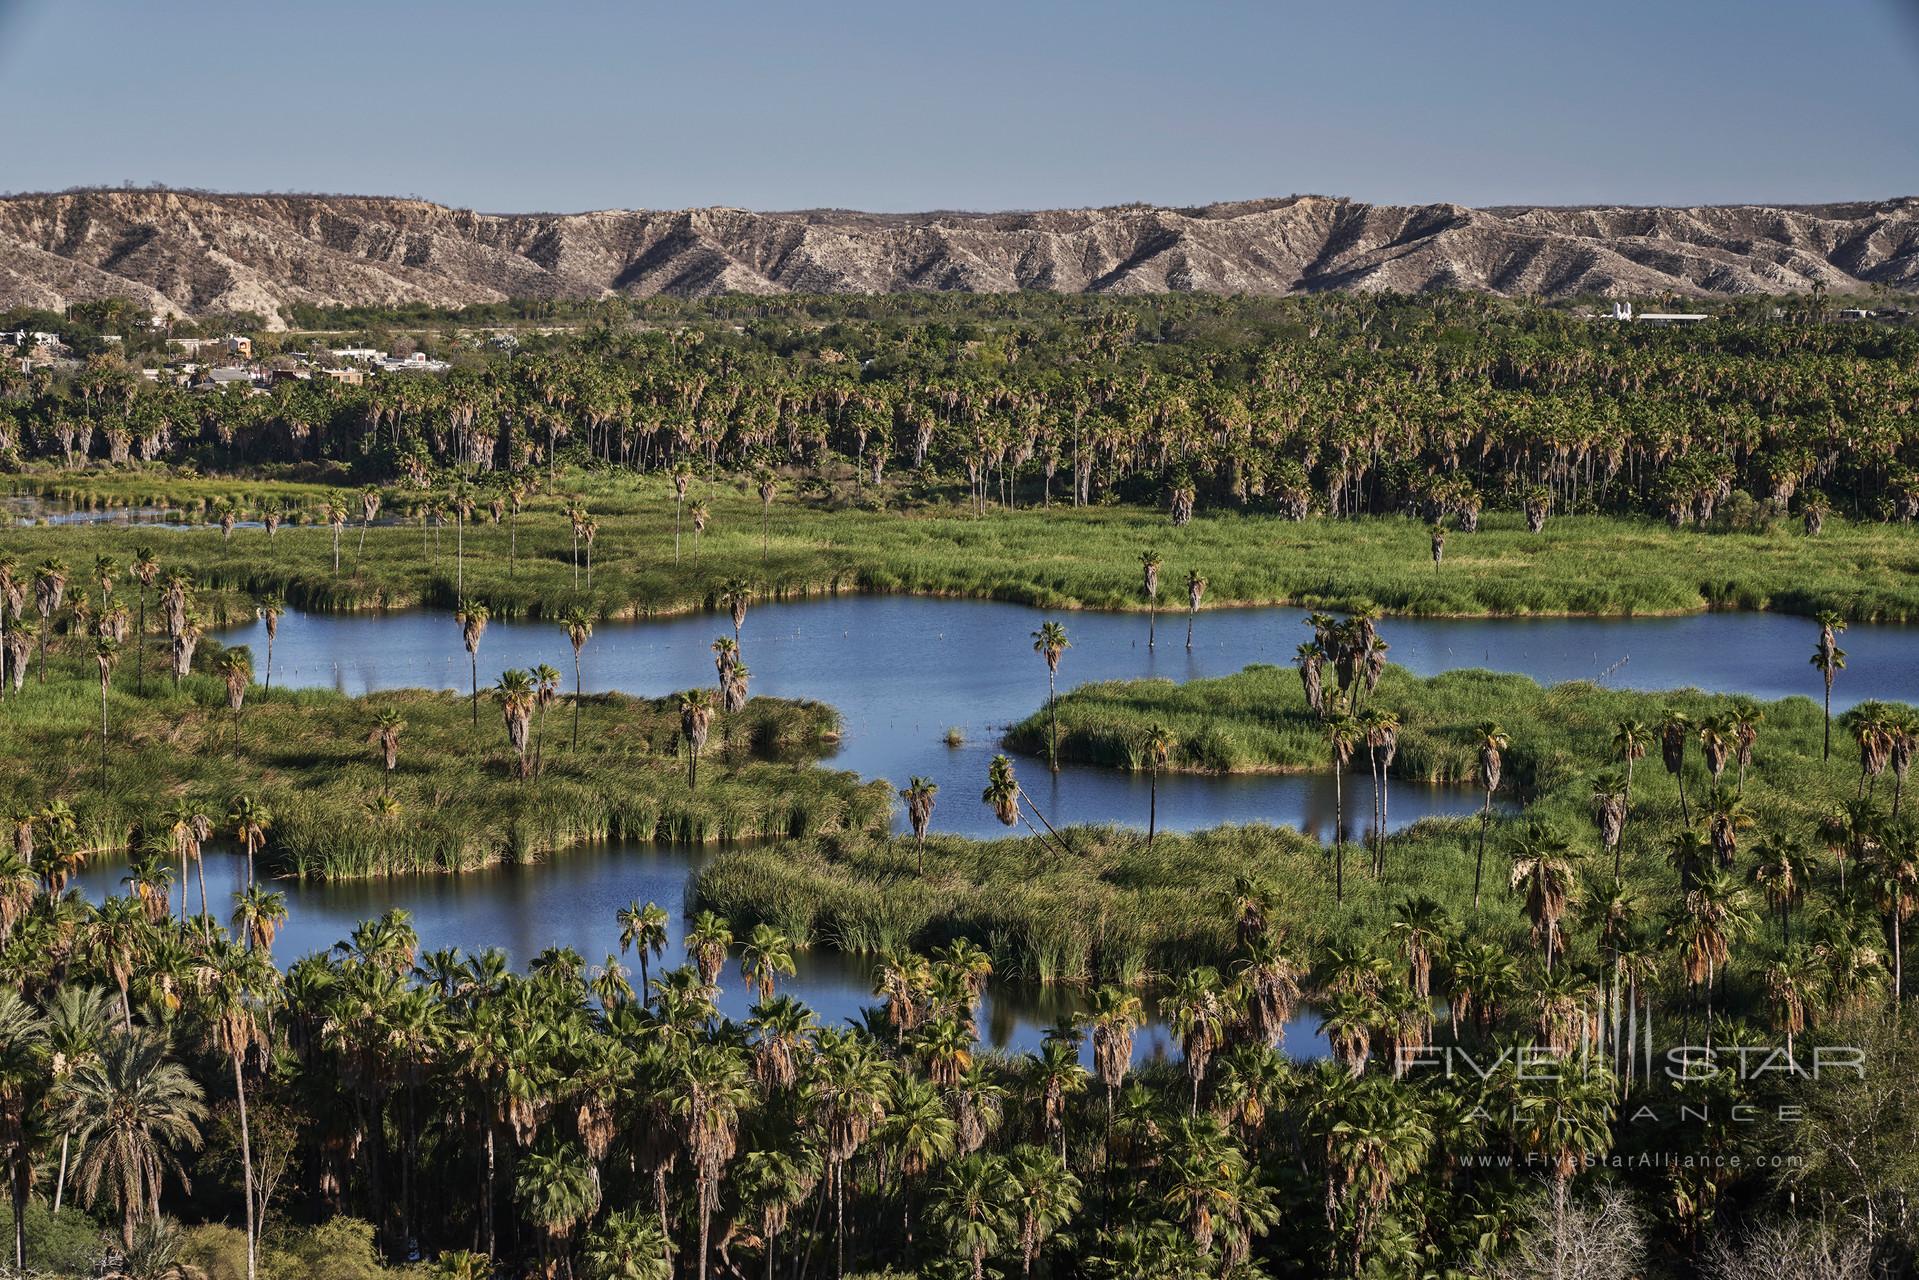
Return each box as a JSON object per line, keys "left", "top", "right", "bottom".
{"left": 2, "top": 189, "right": 1915, "bottom": 327}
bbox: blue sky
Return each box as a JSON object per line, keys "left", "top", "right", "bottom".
{"left": 3, "top": 0, "right": 1915, "bottom": 212}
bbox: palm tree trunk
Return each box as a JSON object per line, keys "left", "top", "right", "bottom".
{"left": 1473, "top": 797, "right": 1490, "bottom": 910}
{"left": 1334, "top": 768, "right": 1345, "bottom": 904}
{"left": 470, "top": 653, "right": 479, "bottom": 728}
{"left": 54, "top": 1131, "right": 70, "bottom": 1213}
{"left": 136, "top": 592, "right": 145, "bottom": 694}
{"left": 698, "top": 1179, "right": 711, "bottom": 1280}
{"left": 265, "top": 632, "right": 274, "bottom": 692}
{"left": 197, "top": 857, "right": 211, "bottom": 934}
{"left": 1186, "top": 609, "right": 1194, "bottom": 651}
{"left": 1046, "top": 671, "right": 1058, "bottom": 772}
{"left": 1148, "top": 769, "right": 1157, "bottom": 843}
{"left": 234, "top": 1054, "right": 258, "bottom": 1280}
{"left": 100, "top": 679, "right": 110, "bottom": 789}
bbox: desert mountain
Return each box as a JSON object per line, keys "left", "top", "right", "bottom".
{"left": 2, "top": 189, "right": 1915, "bottom": 328}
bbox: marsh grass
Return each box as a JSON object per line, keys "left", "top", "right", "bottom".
{"left": 701, "top": 665, "right": 1907, "bottom": 985}
{"left": 9, "top": 468, "right": 1919, "bottom": 621}
{"left": 0, "top": 639, "right": 887, "bottom": 879}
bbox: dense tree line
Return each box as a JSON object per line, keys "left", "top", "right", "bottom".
{"left": 6, "top": 293, "right": 1919, "bottom": 526}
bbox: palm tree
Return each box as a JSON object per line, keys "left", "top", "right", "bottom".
{"left": 616, "top": 901, "right": 671, "bottom": 1005}
{"left": 900, "top": 776, "right": 938, "bottom": 869}
{"left": 1590, "top": 769, "right": 1629, "bottom": 884}
{"left": 1750, "top": 835, "right": 1813, "bottom": 946}
{"left": 1812, "top": 633, "right": 1847, "bottom": 762}
{"left": 496, "top": 668, "right": 538, "bottom": 779}
{"left": 1031, "top": 620, "right": 1070, "bottom": 771}
{"left": 719, "top": 577, "right": 751, "bottom": 646}
{"left": 515, "top": 1144, "right": 601, "bottom": 1280}
{"left": 685, "top": 911, "right": 733, "bottom": 990}
{"left": 130, "top": 547, "right": 158, "bottom": 695}
{"left": 357, "top": 484, "right": 381, "bottom": 564}
{"left": 199, "top": 944, "right": 273, "bottom": 1280}
{"left": 1361, "top": 708, "right": 1400, "bottom": 875}
{"left": 32, "top": 558, "right": 69, "bottom": 683}
{"left": 672, "top": 1043, "right": 752, "bottom": 1280}
{"left": 1140, "top": 549, "right": 1162, "bottom": 649}
{"left": 1455, "top": 723, "right": 1506, "bottom": 911}
{"left": 671, "top": 467, "right": 692, "bottom": 562}
{"left": 1510, "top": 1067, "right": 1615, "bottom": 1268}
{"left": 228, "top": 794, "right": 271, "bottom": 890}
{"left": 1087, "top": 984, "right": 1144, "bottom": 1128}
{"left": 1184, "top": 569, "right": 1207, "bottom": 651}
{"left": 739, "top": 924, "right": 796, "bottom": 1001}
{"left": 161, "top": 803, "right": 213, "bottom": 927}
{"left": 1665, "top": 868, "right": 1755, "bottom": 1042}
{"left": 1728, "top": 697, "right": 1764, "bottom": 795}
{"left": 61, "top": 1028, "right": 206, "bottom": 1252}
{"left": 930, "top": 1153, "right": 1016, "bottom": 1280}
{"left": 1612, "top": 718, "right": 1649, "bottom": 800}
{"left": 680, "top": 688, "right": 715, "bottom": 790}
{"left": 689, "top": 499, "right": 711, "bottom": 561}
{"left": 981, "top": 754, "right": 1071, "bottom": 860}
{"left": 581, "top": 1208, "right": 673, "bottom": 1280}
{"left": 1296, "top": 642, "right": 1326, "bottom": 718}
{"left": 1508, "top": 821, "right": 1579, "bottom": 972}
{"left": 0, "top": 989, "right": 47, "bottom": 1273}
{"left": 1144, "top": 721, "right": 1174, "bottom": 843}
{"left": 1697, "top": 713, "right": 1735, "bottom": 801}
{"left": 94, "top": 637, "right": 118, "bottom": 787}
{"left": 533, "top": 663, "right": 562, "bottom": 776}
{"left": 369, "top": 708, "right": 406, "bottom": 772}
{"left": 43, "top": 985, "right": 112, "bottom": 1219}
{"left": 322, "top": 495, "right": 349, "bottom": 574}
{"left": 1166, "top": 966, "right": 1228, "bottom": 1113}
{"left": 1328, "top": 711, "right": 1364, "bottom": 903}
{"left": 232, "top": 887, "right": 287, "bottom": 955}
{"left": 561, "top": 608, "right": 593, "bottom": 751}
{"left": 1429, "top": 521, "right": 1446, "bottom": 568}
{"left": 755, "top": 468, "right": 778, "bottom": 562}
{"left": 214, "top": 647, "right": 251, "bottom": 746}
{"left": 1006, "top": 1145, "right": 1081, "bottom": 1277}
{"left": 255, "top": 594, "right": 284, "bottom": 692}
{"left": 1869, "top": 827, "right": 1919, "bottom": 1009}
{"left": 457, "top": 600, "right": 489, "bottom": 728}
{"left": 1660, "top": 710, "right": 1693, "bottom": 825}
{"left": 1763, "top": 947, "right": 1823, "bottom": 1063}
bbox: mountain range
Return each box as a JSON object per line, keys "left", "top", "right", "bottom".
{"left": 2, "top": 189, "right": 1915, "bottom": 328}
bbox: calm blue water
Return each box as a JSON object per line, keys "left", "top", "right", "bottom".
{"left": 133, "top": 593, "right": 1907, "bottom": 1062}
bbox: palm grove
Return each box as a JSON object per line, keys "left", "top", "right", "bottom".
{"left": 2, "top": 293, "right": 1919, "bottom": 1279}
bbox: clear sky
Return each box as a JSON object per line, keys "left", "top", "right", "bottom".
{"left": 3, "top": 0, "right": 1916, "bottom": 213}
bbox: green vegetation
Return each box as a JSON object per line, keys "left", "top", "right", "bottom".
{"left": 11, "top": 472, "right": 1919, "bottom": 621}
{"left": 1, "top": 639, "right": 880, "bottom": 880}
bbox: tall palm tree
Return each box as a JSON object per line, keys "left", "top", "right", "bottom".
{"left": 456, "top": 600, "right": 489, "bottom": 728}
{"left": 900, "top": 776, "right": 938, "bottom": 869}
{"left": 1869, "top": 826, "right": 1919, "bottom": 1010}
{"left": 1140, "top": 549, "right": 1162, "bottom": 649}
{"left": 1471, "top": 721, "right": 1508, "bottom": 911}
{"left": 672, "top": 1042, "right": 752, "bottom": 1280}
{"left": 930, "top": 1152, "right": 1016, "bottom": 1280}
{"left": 1006, "top": 1144, "right": 1081, "bottom": 1277}
{"left": 1296, "top": 642, "right": 1326, "bottom": 718}
{"left": 680, "top": 688, "right": 715, "bottom": 790}
{"left": 981, "top": 754, "right": 1071, "bottom": 860}
{"left": 1361, "top": 708, "right": 1400, "bottom": 875}
{"left": 1665, "top": 867, "right": 1755, "bottom": 1042}
{"left": 1184, "top": 569, "right": 1206, "bottom": 651}
{"left": 357, "top": 484, "right": 381, "bottom": 564}
{"left": 1812, "top": 637, "right": 1847, "bottom": 762}
{"left": 199, "top": 944, "right": 273, "bottom": 1280}
{"left": 161, "top": 803, "right": 213, "bottom": 927}
{"left": 256, "top": 593, "right": 284, "bottom": 692}
{"left": 562, "top": 607, "right": 593, "bottom": 751}
{"left": 1144, "top": 721, "right": 1174, "bottom": 843}
{"left": 214, "top": 647, "right": 251, "bottom": 747}
{"left": 61, "top": 1028, "right": 206, "bottom": 1252}
{"left": 94, "top": 637, "right": 118, "bottom": 787}
{"left": 617, "top": 901, "right": 671, "bottom": 1005}
{"left": 496, "top": 668, "right": 538, "bottom": 779}
{"left": 228, "top": 794, "right": 271, "bottom": 891}
{"left": 1590, "top": 769, "right": 1629, "bottom": 884}
{"left": 1750, "top": 834, "right": 1813, "bottom": 947}
{"left": 755, "top": 468, "right": 778, "bottom": 562}
{"left": 1660, "top": 710, "right": 1693, "bottom": 825}
{"left": 32, "top": 558, "right": 68, "bottom": 683}
{"left": 1166, "top": 966, "right": 1229, "bottom": 1114}
{"left": 1030, "top": 620, "right": 1070, "bottom": 771}
{"left": 739, "top": 924, "right": 796, "bottom": 1001}
{"left": 671, "top": 467, "right": 692, "bottom": 563}
{"left": 1612, "top": 718, "right": 1649, "bottom": 801}
{"left": 719, "top": 577, "right": 751, "bottom": 646}
{"left": 43, "top": 985, "right": 112, "bottom": 1218}
{"left": 0, "top": 988, "right": 47, "bottom": 1273}
{"left": 232, "top": 887, "right": 287, "bottom": 954}
{"left": 1508, "top": 821, "right": 1579, "bottom": 972}
{"left": 322, "top": 495, "right": 349, "bottom": 574}
{"left": 130, "top": 547, "right": 158, "bottom": 696}
{"left": 368, "top": 708, "right": 406, "bottom": 772}
{"left": 1728, "top": 697, "right": 1764, "bottom": 796}
{"left": 532, "top": 663, "right": 562, "bottom": 776}
{"left": 1328, "top": 710, "right": 1365, "bottom": 903}
{"left": 689, "top": 499, "right": 710, "bottom": 562}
